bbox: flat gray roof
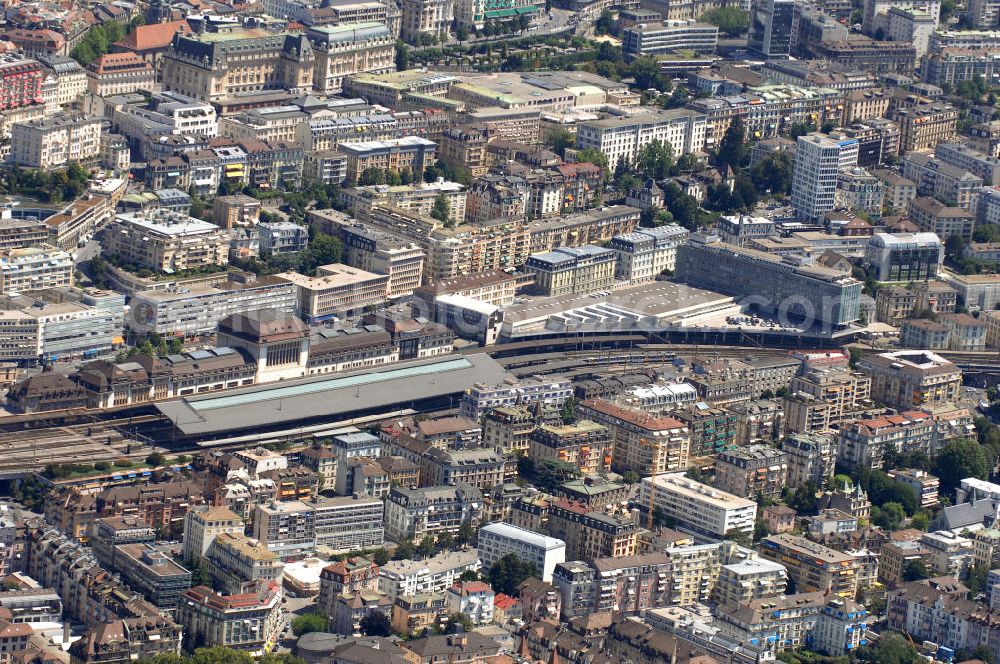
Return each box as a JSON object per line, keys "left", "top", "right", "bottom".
{"left": 156, "top": 353, "right": 508, "bottom": 436}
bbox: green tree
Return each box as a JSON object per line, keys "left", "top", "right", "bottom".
{"left": 575, "top": 148, "right": 610, "bottom": 180}
{"left": 872, "top": 501, "right": 906, "bottom": 530}
{"left": 629, "top": 55, "right": 664, "bottom": 91}
{"left": 715, "top": 116, "right": 747, "bottom": 171}
{"left": 545, "top": 128, "right": 575, "bottom": 158}
{"left": 701, "top": 6, "right": 749, "bottom": 36}
{"left": 456, "top": 521, "right": 476, "bottom": 546}
{"left": 417, "top": 535, "right": 437, "bottom": 557}
{"left": 431, "top": 193, "right": 451, "bottom": 224}
{"left": 935, "top": 438, "right": 990, "bottom": 495}
{"left": 966, "top": 562, "right": 991, "bottom": 593}
{"left": 372, "top": 548, "right": 390, "bottom": 565}
{"left": 749, "top": 150, "right": 793, "bottom": 196}
{"left": 444, "top": 611, "right": 474, "bottom": 634}
{"left": 459, "top": 569, "right": 480, "bottom": 582}
{"left": 487, "top": 553, "right": 536, "bottom": 594}
{"left": 855, "top": 633, "right": 922, "bottom": 664}
{"left": 298, "top": 232, "right": 343, "bottom": 274}
{"left": 395, "top": 40, "right": 410, "bottom": 70}
{"left": 902, "top": 558, "right": 930, "bottom": 582}
{"left": 190, "top": 647, "right": 254, "bottom": 664}
{"left": 394, "top": 539, "right": 416, "bottom": 560}
{"left": 636, "top": 139, "right": 674, "bottom": 180}
{"left": 974, "top": 224, "right": 1000, "bottom": 243}
{"left": 146, "top": 452, "right": 166, "bottom": 467}
{"left": 456, "top": 24, "right": 470, "bottom": 41}
{"left": 946, "top": 233, "right": 967, "bottom": 260}
{"left": 359, "top": 609, "right": 392, "bottom": 636}
{"left": 724, "top": 528, "right": 752, "bottom": 547}
{"left": 560, "top": 396, "right": 577, "bottom": 424}
{"left": 622, "top": 470, "right": 640, "bottom": 484}
{"left": 910, "top": 512, "right": 929, "bottom": 531}
{"left": 595, "top": 9, "right": 614, "bottom": 35}
{"left": 291, "top": 613, "right": 327, "bottom": 636}
{"left": 358, "top": 167, "right": 387, "bottom": 186}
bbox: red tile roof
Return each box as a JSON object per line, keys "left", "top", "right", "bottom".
{"left": 114, "top": 19, "right": 190, "bottom": 52}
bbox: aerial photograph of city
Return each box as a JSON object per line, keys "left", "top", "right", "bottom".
{"left": 2, "top": 0, "right": 1000, "bottom": 661}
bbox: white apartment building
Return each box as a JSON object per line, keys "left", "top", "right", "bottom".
{"left": 126, "top": 277, "right": 298, "bottom": 337}
{"left": 792, "top": 134, "right": 860, "bottom": 223}
{"left": 10, "top": 112, "right": 103, "bottom": 169}
{"left": 253, "top": 495, "right": 384, "bottom": 559}
{"left": 608, "top": 225, "right": 690, "bottom": 283}
{"left": 713, "top": 558, "right": 788, "bottom": 606}
{"left": 106, "top": 210, "right": 230, "bottom": 272}
{"left": 377, "top": 549, "right": 481, "bottom": 601}
{"left": 638, "top": 473, "right": 758, "bottom": 538}
{"left": 0, "top": 245, "right": 73, "bottom": 295}
{"left": 477, "top": 522, "right": 567, "bottom": 583}
{"left": 575, "top": 109, "right": 708, "bottom": 171}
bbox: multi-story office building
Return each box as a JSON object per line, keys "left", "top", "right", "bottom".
{"left": 812, "top": 37, "right": 916, "bottom": 74}
{"left": 528, "top": 421, "right": 612, "bottom": 476}
{"left": 10, "top": 112, "right": 102, "bottom": 169}
{"left": 126, "top": 277, "right": 297, "bottom": 337}
{"left": 758, "top": 534, "right": 859, "bottom": 596}
{"left": 524, "top": 246, "right": 616, "bottom": 297}
{"left": 608, "top": 225, "right": 689, "bottom": 283}
{"left": 307, "top": 23, "right": 395, "bottom": 94}
{"left": 383, "top": 483, "right": 484, "bottom": 542}
{"left": 182, "top": 506, "right": 244, "bottom": 563}
{"left": 252, "top": 495, "right": 384, "bottom": 559}
{"left": 792, "top": 134, "right": 859, "bottom": 223}
{"left": 787, "top": 367, "right": 870, "bottom": 426}
{"left": 478, "top": 523, "right": 566, "bottom": 582}
{"left": 277, "top": 264, "right": 389, "bottom": 322}
{"left": 86, "top": 52, "right": 155, "bottom": 96}
{"left": 105, "top": 210, "right": 230, "bottom": 272}
{"left": 749, "top": 0, "right": 794, "bottom": 57}
{"left": 864, "top": 232, "right": 943, "bottom": 282}
{"left": 714, "top": 445, "right": 789, "bottom": 500}
{"left": 0, "top": 245, "right": 73, "bottom": 295}
{"left": 205, "top": 533, "right": 284, "bottom": 595}
{"left": 622, "top": 19, "right": 719, "bottom": 58}
{"left": 339, "top": 136, "right": 436, "bottom": 183}
{"left": 113, "top": 543, "right": 192, "bottom": 611}
{"left": 578, "top": 399, "right": 690, "bottom": 476}
{"left": 176, "top": 582, "right": 283, "bottom": 657}
{"left": 575, "top": 109, "right": 707, "bottom": 171}
{"left": 676, "top": 235, "right": 862, "bottom": 329}
{"left": 858, "top": 350, "right": 962, "bottom": 411}
{"left": 328, "top": 220, "right": 425, "bottom": 299}
{"left": 546, "top": 501, "right": 638, "bottom": 562}
{"left": 0, "top": 295, "right": 123, "bottom": 363}
{"left": 638, "top": 473, "right": 757, "bottom": 539}
{"left": 161, "top": 26, "right": 314, "bottom": 103}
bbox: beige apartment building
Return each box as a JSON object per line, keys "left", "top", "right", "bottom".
{"left": 277, "top": 263, "right": 389, "bottom": 323}
{"left": 858, "top": 350, "right": 963, "bottom": 410}
{"left": 106, "top": 210, "right": 230, "bottom": 272}
{"left": 86, "top": 52, "right": 155, "bottom": 96}
{"left": 578, "top": 399, "right": 691, "bottom": 476}
{"left": 10, "top": 112, "right": 102, "bottom": 169}
{"left": 308, "top": 23, "right": 395, "bottom": 93}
